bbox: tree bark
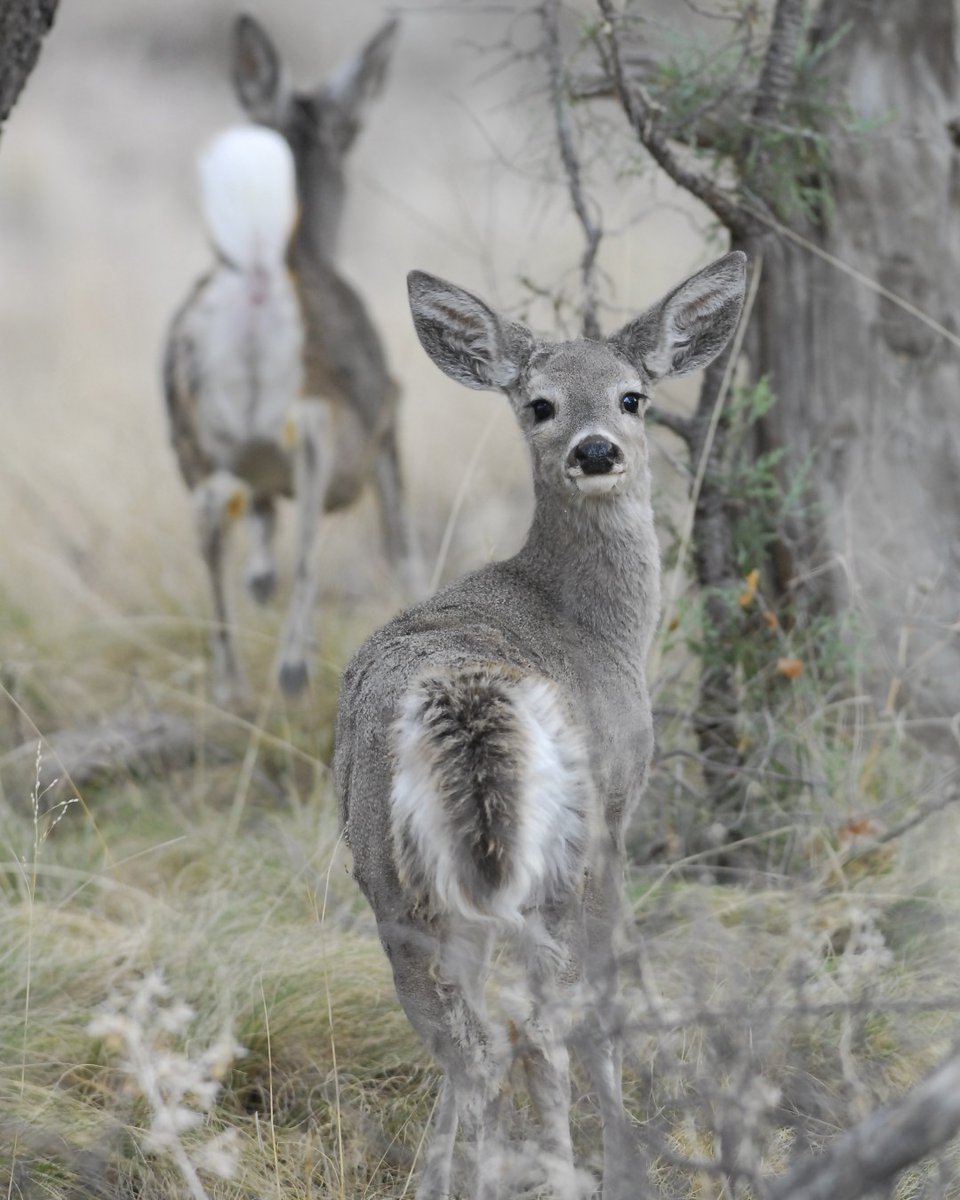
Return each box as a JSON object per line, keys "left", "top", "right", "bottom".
{"left": 0, "top": 0, "right": 60, "bottom": 134}
{"left": 753, "top": 0, "right": 960, "bottom": 728}
{"left": 690, "top": 339, "right": 744, "bottom": 815}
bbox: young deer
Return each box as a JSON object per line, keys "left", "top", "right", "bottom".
{"left": 335, "top": 252, "right": 747, "bottom": 1199}
{"left": 164, "top": 18, "right": 411, "bottom": 704}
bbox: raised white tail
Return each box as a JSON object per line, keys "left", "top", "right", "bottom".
{"left": 391, "top": 666, "right": 591, "bottom": 926}
{"left": 198, "top": 125, "right": 297, "bottom": 271}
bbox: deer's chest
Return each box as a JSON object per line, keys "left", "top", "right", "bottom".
{"left": 573, "top": 644, "right": 654, "bottom": 831}
{"left": 196, "top": 269, "right": 304, "bottom": 466}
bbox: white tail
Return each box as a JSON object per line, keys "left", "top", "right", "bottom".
{"left": 390, "top": 667, "right": 590, "bottom": 927}
{"left": 198, "top": 125, "right": 297, "bottom": 271}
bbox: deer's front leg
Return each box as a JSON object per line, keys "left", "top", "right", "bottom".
{"left": 373, "top": 422, "right": 425, "bottom": 600}
{"left": 277, "top": 398, "right": 332, "bottom": 695}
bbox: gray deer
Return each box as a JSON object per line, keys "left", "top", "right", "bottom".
{"left": 335, "top": 252, "right": 747, "bottom": 1198}
{"left": 164, "top": 17, "right": 410, "bottom": 704}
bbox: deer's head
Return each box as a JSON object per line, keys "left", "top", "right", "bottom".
{"left": 232, "top": 15, "right": 398, "bottom": 260}
{"left": 408, "top": 253, "right": 747, "bottom": 502}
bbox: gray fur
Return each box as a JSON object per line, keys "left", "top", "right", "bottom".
{"left": 335, "top": 251, "right": 747, "bottom": 1198}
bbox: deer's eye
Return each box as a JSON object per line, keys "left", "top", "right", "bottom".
{"left": 621, "top": 392, "right": 644, "bottom": 415}
{"left": 529, "top": 399, "right": 556, "bottom": 423}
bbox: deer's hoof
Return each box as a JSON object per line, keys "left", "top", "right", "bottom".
{"left": 279, "top": 660, "right": 309, "bottom": 696}
{"left": 246, "top": 568, "right": 277, "bottom": 605}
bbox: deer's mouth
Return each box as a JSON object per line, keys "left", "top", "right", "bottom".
{"left": 567, "top": 465, "right": 627, "bottom": 495}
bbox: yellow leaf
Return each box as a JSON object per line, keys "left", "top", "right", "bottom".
{"left": 761, "top": 609, "right": 779, "bottom": 631}
{"left": 776, "top": 656, "right": 804, "bottom": 679}
{"left": 737, "top": 568, "right": 760, "bottom": 608}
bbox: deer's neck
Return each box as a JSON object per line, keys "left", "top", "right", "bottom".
{"left": 290, "top": 149, "right": 346, "bottom": 270}
{"left": 517, "top": 480, "right": 661, "bottom": 660}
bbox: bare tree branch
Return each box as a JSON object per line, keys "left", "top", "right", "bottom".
{"left": 743, "top": 0, "right": 809, "bottom": 201}
{"left": 571, "top": 30, "right": 755, "bottom": 156}
{"left": 770, "top": 1046, "right": 960, "bottom": 1200}
{"left": 648, "top": 403, "right": 694, "bottom": 443}
{"left": 749, "top": 0, "right": 808, "bottom": 131}
{"left": 541, "top": 0, "right": 603, "bottom": 339}
{"left": 595, "top": 0, "right": 751, "bottom": 237}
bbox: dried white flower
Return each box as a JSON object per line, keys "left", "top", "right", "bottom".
{"left": 89, "top": 972, "right": 245, "bottom": 1200}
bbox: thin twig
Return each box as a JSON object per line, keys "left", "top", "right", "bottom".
{"left": 647, "top": 403, "right": 693, "bottom": 442}
{"left": 542, "top": 0, "right": 603, "bottom": 338}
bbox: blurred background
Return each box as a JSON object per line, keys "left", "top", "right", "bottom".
{"left": 0, "top": 0, "right": 703, "bottom": 647}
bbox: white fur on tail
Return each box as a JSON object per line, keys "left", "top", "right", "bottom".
{"left": 391, "top": 671, "right": 591, "bottom": 927}
{"left": 198, "top": 126, "right": 298, "bottom": 271}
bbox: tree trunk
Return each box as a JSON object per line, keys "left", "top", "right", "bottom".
{"left": 690, "top": 341, "right": 743, "bottom": 816}
{"left": 753, "top": 0, "right": 960, "bottom": 732}
{"left": 0, "top": 0, "right": 60, "bottom": 134}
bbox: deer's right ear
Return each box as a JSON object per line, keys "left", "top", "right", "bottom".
{"left": 327, "top": 18, "right": 399, "bottom": 135}
{"left": 407, "top": 272, "right": 533, "bottom": 392}
{"left": 232, "top": 15, "right": 291, "bottom": 123}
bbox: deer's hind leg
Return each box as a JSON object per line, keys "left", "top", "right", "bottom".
{"left": 381, "top": 920, "right": 506, "bottom": 1200}
{"left": 373, "top": 422, "right": 424, "bottom": 599}
{"left": 193, "top": 471, "right": 251, "bottom": 708}
{"left": 515, "top": 905, "right": 587, "bottom": 1200}
{"left": 276, "top": 398, "right": 332, "bottom": 695}
{"left": 571, "top": 848, "right": 639, "bottom": 1200}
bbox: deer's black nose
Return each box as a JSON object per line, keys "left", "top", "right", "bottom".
{"left": 572, "top": 437, "right": 622, "bottom": 475}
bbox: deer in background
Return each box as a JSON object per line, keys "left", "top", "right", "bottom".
{"left": 164, "top": 17, "right": 414, "bottom": 704}
{"left": 335, "top": 253, "right": 747, "bottom": 1198}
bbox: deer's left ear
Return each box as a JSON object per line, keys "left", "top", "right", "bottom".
{"left": 611, "top": 251, "right": 747, "bottom": 381}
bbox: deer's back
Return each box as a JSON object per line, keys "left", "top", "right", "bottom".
{"left": 295, "top": 259, "right": 398, "bottom": 434}
{"left": 335, "top": 550, "right": 658, "bottom": 915}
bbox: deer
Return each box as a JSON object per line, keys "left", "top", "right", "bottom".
{"left": 163, "top": 17, "right": 411, "bottom": 706}
{"left": 334, "top": 251, "right": 747, "bottom": 1199}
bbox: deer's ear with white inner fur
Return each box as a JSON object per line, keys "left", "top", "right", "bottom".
{"left": 611, "top": 251, "right": 747, "bottom": 381}
{"left": 326, "top": 18, "right": 399, "bottom": 146}
{"left": 232, "top": 15, "right": 291, "bottom": 125}
{"left": 408, "top": 271, "right": 534, "bottom": 392}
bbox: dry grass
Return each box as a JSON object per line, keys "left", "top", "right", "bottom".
{"left": 2, "top": 2, "right": 960, "bottom": 1196}
{"left": 2, "top": 584, "right": 959, "bottom": 1197}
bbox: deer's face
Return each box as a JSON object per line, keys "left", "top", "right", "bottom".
{"left": 407, "top": 253, "right": 747, "bottom": 508}
{"left": 514, "top": 341, "right": 652, "bottom": 499}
